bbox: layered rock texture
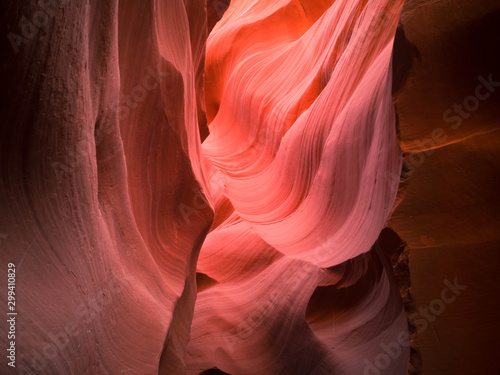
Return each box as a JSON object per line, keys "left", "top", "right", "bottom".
{"left": 188, "top": 0, "right": 409, "bottom": 373}
{"left": 1, "top": 1, "right": 212, "bottom": 374}
{"left": 390, "top": 1, "right": 500, "bottom": 374}
{"left": 1, "top": 0, "right": 498, "bottom": 374}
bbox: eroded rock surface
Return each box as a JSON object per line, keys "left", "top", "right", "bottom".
{"left": 3, "top": 0, "right": 497, "bottom": 374}
{"left": 1, "top": 1, "right": 211, "bottom": 374}
{"left": 188, "top": 1, "right": 410, "bottom": 374}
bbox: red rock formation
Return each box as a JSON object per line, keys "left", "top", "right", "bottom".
{"left": 391, "top": 1, "right": 500, "bottom": 374}
{"left": 3, "top": 0, "right": 498, "bottom": 374}
{"left": 1, "top": 1, "right": 211, "bottom": 374}
{"left": 187, "top": 0, "right": 410, "bottom": 373}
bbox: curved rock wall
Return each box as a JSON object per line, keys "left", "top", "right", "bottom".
{"left": 391, "top": 1, "right": 500, "bottom": 374}
{"left": 187, "top": 0, "right": 409, "bottom": 374}
{"left": 3, "top": 0, "right": 497, "bottom": 374}
{"left": 1, "top": 1, "right": 211, "bottom": 374}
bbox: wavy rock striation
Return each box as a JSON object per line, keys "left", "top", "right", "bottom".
{"left": 1, "top": 0, "right": 416, "bottom": 374}
{"left": 1, "top": 1, "right": 211, "bottom": 374}
{"left": 187, "top": 0, "right": 410, "bottom": 374}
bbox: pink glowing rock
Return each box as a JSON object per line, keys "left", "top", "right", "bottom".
{"left": 1, "top": 0, "right": 412, "bottom": 374}
{"left": 187, "top": 0, "right": 409, "bottom": 374}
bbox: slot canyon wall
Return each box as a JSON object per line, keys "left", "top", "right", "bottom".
{"left": 0, "top": 0, "right": 499, "bottom": 375}
{"left": 390, "top": 1, "right": 500, "bottom": 374}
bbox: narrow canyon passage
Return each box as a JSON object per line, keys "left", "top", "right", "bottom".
{"left": 1, "top": 0, "right": 499, "bottom": 374}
